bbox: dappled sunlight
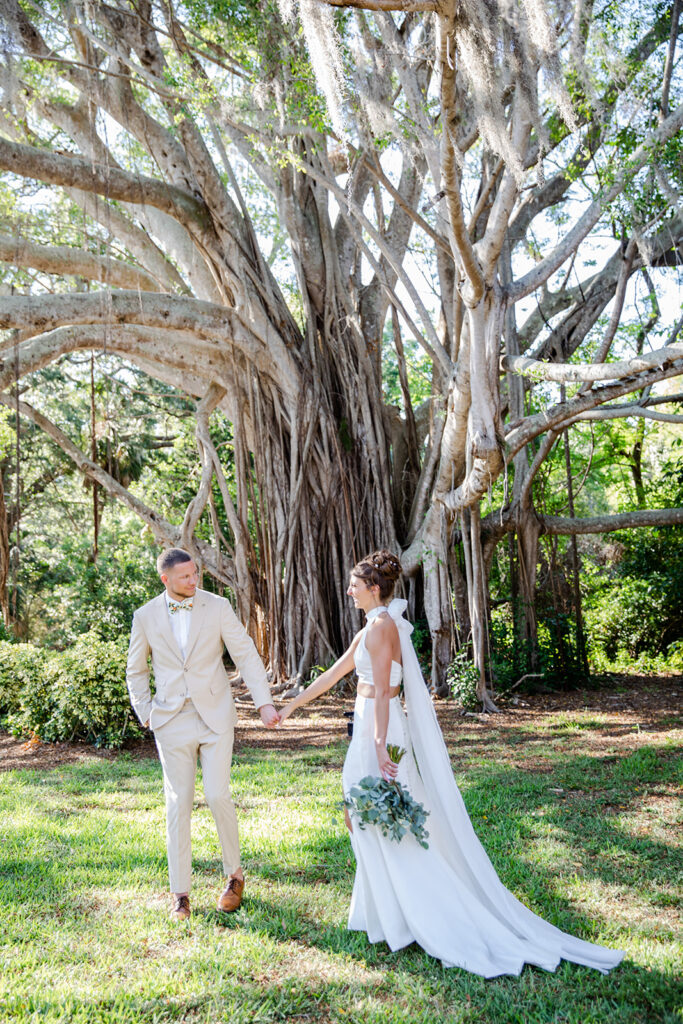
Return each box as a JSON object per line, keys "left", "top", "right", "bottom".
{"left": 1, "top": 675, "right": 680, "bottom": 1022}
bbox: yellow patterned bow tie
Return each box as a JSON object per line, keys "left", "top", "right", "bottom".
{"left": 169, "top": 598, "right": 193, "bottom": 614}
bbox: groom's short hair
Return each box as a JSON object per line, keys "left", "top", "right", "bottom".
{"left": 157, "top": 548, "right": 193, "bottom": 574}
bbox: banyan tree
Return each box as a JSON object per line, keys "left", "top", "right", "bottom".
{"left": 0, "top": 0, "right": 681, "bottom": 701}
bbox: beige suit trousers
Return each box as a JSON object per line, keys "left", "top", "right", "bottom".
{"left": 153, "top": 699, "right": 239, "bottom": 893}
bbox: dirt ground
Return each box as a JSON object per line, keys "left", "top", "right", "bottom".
{"left": 1, "top": 673, "right": 680, "bottom": 772}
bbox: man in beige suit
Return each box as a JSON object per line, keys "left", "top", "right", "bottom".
{"left": 126, "top": 548, "right": 278, "bottom": 920}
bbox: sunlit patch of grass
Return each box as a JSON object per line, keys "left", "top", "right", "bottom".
{"left": 1, "top": 711, "right": 682, "bottom": 1024}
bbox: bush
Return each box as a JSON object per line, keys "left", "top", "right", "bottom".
{"left": 45, "top": 631, "right": 144, "bottom": 747}
{"left": 1, "top": 631, "right": 144, "bottom": 748}
{"left": 0, "top": 641, "right": 48, "bottom": 719}
{"left": 447, "top": 649, "right": 480, "bottom": 709}
{"left": 489, "top": 608, "right": 586, "bottom": 692}
{"left": 585, "top": 574, "right": 673, "bottom": 662}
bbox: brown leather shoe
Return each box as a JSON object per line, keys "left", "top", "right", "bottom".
{"left": 217, "top": 875, "right": 244, "bottom": 913}
{"left": 171, "top": 894, "right": 191, "bottom": 921}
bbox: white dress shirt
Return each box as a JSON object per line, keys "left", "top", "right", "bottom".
{"left": 166, "top": 594, "right": 192, "bottom": 698}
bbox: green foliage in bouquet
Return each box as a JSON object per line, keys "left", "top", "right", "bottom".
{"left": 344, "top": 745, "right": 430, "bottom": 848}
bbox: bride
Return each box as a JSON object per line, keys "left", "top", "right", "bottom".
{"left": 278, "top": 550, "right": 624, "bottom": 977}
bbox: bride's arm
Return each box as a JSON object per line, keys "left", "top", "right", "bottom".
{"left": 278, "top": 638, "right": 360, "bottom": 724}
{"left": 365, "top": 620, "right": 399, "bottom": 781}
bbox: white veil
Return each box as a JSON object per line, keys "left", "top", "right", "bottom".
{"left": 384, "top": 597, "right": 624, "bottom": 968}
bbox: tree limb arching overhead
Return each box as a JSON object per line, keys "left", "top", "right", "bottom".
{"left": 0, "top": 0, "right": 681, "bottom": 697}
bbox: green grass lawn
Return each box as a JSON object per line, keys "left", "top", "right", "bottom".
{"left": 1, "top": 699, "right": 681, "bottom": 1024}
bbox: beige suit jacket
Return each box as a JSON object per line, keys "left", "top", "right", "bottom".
{"left": 126, "top": 588, "right": 271, "bottom": 734}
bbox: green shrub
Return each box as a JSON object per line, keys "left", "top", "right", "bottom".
{"left": 43, "top": 631, "right": 143, "bottom": 747}
{"left": 0, "top": 641, "right": 48, "bottom": 720}
{"left": 2, "top": 631, "right": 144, "bottom": 748}
{"left": 489, "top": 608, "right": 586, "bottom": 691}
{"left": 447, "top": 649, "right": 480, "bottom": 709}
{"left": 585, "top": 573, "right": 677, "bottom": 663}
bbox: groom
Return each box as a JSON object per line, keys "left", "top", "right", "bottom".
{"left": 126, "top": 548, "right": 278, "bottom": 920}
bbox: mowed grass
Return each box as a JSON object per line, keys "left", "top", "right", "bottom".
{"left": 1, "top": 703, "right": 681, "bottom": 1024}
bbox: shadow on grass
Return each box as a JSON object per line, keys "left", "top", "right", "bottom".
{"left": 446, "top": 718, "right": 683, "bottom": 763}
{"left": 2, "top": 743, "right": 682, "bottom": 1021}
{"left": 2, "top": 744, "right": 679, "bottom": 909}
{"left": 0, "top": 957, "right": 680, "bottom": 1024}
{"left": 196, "top": 894, "right": 680, "bottom": 1024}
{"left": 232, "top": 745, "right": 681, "bottom": 916}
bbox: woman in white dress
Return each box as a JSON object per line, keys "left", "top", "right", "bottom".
{"left": 278, "top": 550, "right": 624, "bottom": 977}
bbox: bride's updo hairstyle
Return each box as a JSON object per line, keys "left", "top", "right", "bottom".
{"left": 352, "top": 549, "right": 402, "bottom": 601}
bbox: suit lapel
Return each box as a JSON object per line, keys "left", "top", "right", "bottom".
{"left": 154, "top": 593, "right": 183, "bottom": 660}
{"left": 184, "top": 589, "right": 207, "bottom": 661}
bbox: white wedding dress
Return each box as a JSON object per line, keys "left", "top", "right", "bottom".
{"left": 341, "top": 601, "right": 624, "bottom": 977}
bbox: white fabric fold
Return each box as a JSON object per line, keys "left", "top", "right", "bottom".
{"left": 353, "top": 597, "right": 627, "bottom": 974}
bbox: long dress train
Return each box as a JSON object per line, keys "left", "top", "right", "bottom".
{"left": 341, "top": 601, "right": 624, "bottom": 978}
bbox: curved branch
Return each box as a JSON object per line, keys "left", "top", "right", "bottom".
{"left": 541, "top": 508, "right": 683, "bottom": 534}
{"left": 180, "top": 383, "right": 227, "bottom": 546}
{"left": 0, "top": 324, "right": 229, "bottom": 393}
{"left": 572, "top": 405, "right": 683, "bottom": 424}
{"left": 502, "top": 342, "right": 683, "bottom": 382}
{"left": 65, "top": 188, "right": 192, "bottom": 293}
{"left": 581, "top": 237, "right": 638, "bottom": 381}
{"left": 322, "top": 0, "right": 438, "bottom": 9}
{"left": 0, "top": 290, "right": 233, "bottom": 337}
{"left": 0, "top": 289, "right": 301, "bottom": 390}
{"left": 439, "top": 13, "right": 485, "bottom": 305}
{"left": 506, "top": 360, "right": 683, "bottom": 453}
{"left": 517, "top": 212, "right": 683, "bottom": 356}
{"left": 0, "top": 391, "right": 178, "bottom": 541}
{"left": 509, "top": 102, "right": 683, "bottom": 301}
{"left": 0, "top": 234, "right": 160, "bottom": 292}
{"left": 0, "top": 391, "right": 236, "bottom": 584}
{"left": 0, "top": 137, "right": 209, "bottom": 229}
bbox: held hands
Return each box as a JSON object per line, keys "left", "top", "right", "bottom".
{"left": 277, "top": 703, "right": 293, "bottom": 726}
{"left": 259, "top": 704, "right": 280, "bottom": 730}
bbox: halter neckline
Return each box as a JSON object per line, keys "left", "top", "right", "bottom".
{"left": 365, "top": 605, "right": 389, "bottom": 621}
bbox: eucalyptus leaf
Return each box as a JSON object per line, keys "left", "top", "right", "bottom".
{"left": 345, "top": 774, "right": 430, "bottom": 849}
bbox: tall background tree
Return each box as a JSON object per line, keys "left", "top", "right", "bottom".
{"left": 0, "top": 0, "right": 681, "bottom": 697}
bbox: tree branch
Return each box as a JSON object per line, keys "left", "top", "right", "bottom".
{"left": 0, "top": 391, "right": 179, "bottom": 542}
{"left": 509, "top": 102, "right": 683, "bottom": 301}
{"left": 0, "top": 390, "right": 236, "bottom": 584}
{"left": 570, "top": 405, "right": 683, "bottom": 424}
{"left": 0, "top": 289, "right": 233, "bottom": 338}
{"left": 541, "top": 508, "right": 683, "bottom": 534}
{"left": 439, "top": 13, "right": 485, "bottom": 305}
{"left": 0, "top": 137, "right": 209, "bottom": 230}
{"left": 180, "top": 383, "right": 227, "bottom": 547}
{"left": 502, "top": 342, "right": 683, "bottom": 382}
{"left": 300, "top": 159, "right": 452, "bottom": 375}
{"left": 0, "top": 234, "right": 160, "bottom": 292}
{"left": 321, "top": 0, "right": 439, "bottom": 10}
{"left": 506, "top": 360, "right": 683, "bottom": 454}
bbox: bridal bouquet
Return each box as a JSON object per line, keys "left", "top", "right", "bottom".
{"left": 345, "top": 745, "right": 430, "bottom": 849}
